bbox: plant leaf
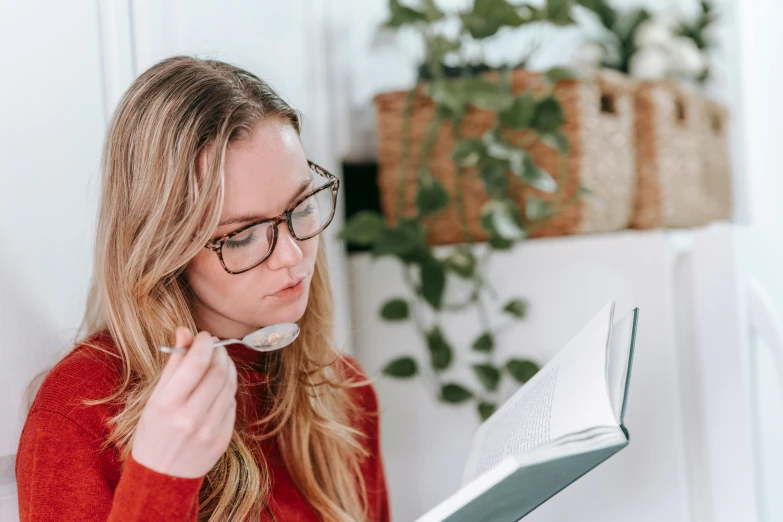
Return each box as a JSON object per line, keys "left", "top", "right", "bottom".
{"left": 372, "top": 225, "right": 418, "bottom": 258}
{"left": 421, "top": 0, "right": 446, "bottom": 22}
{"left": 477, "top": 401, "right": 497, "bottom": 421}
{"left": 382, "top": 357, "right": 418, "bottom": 378}
{"left": 415, "top": 169, "right": 450, "bottom": 217}
{"left": 525, "top": 195, "right": 555, "bottom": 221}
{"left": 480, "top": 199, "right": 526, "bottom": 241}
{"left": 420, "top": 256, "right": 446, "bottom": 310}
{"left": 478, "top": 162, "right": 509, "bottom": 197}
{"left": 482, "top": 128, "right": 513, "bottom": 161}
{"left": 499, "top": 92, "right": 537, "bottom": 129}
{"left": 451, "top": 139, "right": 486, "bottom": 167}
{"left": 531, "top": 96, "right": 565, "bottom": 134}
{"left": 460, "top": 13, "right": 503, "bottom": 39}
{"left": 473, "top": 364, "right": 501, "bottom": 392}
{"left": 508, "top": 149, "right": 528, "bottom": 179}
{"left": 577, "top": 0, "right": 618, "bottom": 29}
{"left": 472, "top": 332, "right": 495, "bottom": 352}
{"left": 340, "top": 211, "right": 385, "bottom": 245}
{"left": 425, "top": 34, "right": 460, "bottom": 65}
{"left": 489, "top": 234, "right": 513, "bottom": 250}
{"left": 463, "top": 0, "right": 526, "bottom": 39}
{"left": 544, "top": 66, "right": 578, "bottom": 84}
{"left": 445, "top": 247, "right": 477, "bottom": 278}
{"left": 545, "top": 0, "right": 576, "bottom": 25}
{"left": 427, "top": 326, "right": 453, "bottom": 371}
{"left": 506, "top": 359, "right": 539, "bottom": 384}
{"left": 384, "top": 0, "right": 428, "bottom": 27}
{"left": 464, "top": 78, "right": 514, "bottom": 111}
{"left": 521, "top": 155, "right": 557, "bottom": 193}
{"left": 503, "top": 298, "right": 528, "bottom": 318}
{"left": 428, "top": 79, "right": 468, "bottom": 116}
{"left": 542, "top": 131, "right": 570, "bottom": 155}
{"left": 380, "top": 298, "right": 409, "bottom": 320}
{"left": 440, "top": 383, "right": 474, "bottom": 403}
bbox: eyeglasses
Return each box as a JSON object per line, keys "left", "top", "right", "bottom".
{"left": 205, "top": 160, "right": 339, "bottom": 275}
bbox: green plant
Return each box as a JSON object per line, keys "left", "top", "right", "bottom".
{"left": 342, "top": 0, "right": 604, "bottom": 421}
{"left": 580, "top": 0, "right": 718, "bottom": 84}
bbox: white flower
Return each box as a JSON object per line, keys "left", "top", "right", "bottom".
{"left": 629, "top": 46, "right": 670, "bottom": 80}
{"left": 573, "top": 41, "right": 605, "bottom": 71}
{"left": 669, "top": 36, "right": 707, "bottom": 77}
{"left": 635, "top": 20, "right": 674, "bottom": 49}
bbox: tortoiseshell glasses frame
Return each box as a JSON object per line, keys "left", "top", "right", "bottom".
{"left": 204, "top": 160, "right": 339, "bottom": 275}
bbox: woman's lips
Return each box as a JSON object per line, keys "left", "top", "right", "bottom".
{"left": 266, "top": 278, "right": 306, "bottom": 300}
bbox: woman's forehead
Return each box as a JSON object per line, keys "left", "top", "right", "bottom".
{"left": 219, "top": 119, "right": 310, "bottom": 224}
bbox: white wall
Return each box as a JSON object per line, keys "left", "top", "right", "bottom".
{"left": 727, "top": 3, "right": 783, "bottom": 520}
{"left": 0, "top": 0, "right": 104, "bottom": 458}
{"left": 732, "top": 1, "right": 783, "bottom": 230}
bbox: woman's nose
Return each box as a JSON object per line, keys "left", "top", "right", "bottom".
{"left": 266, "top": 222, "right": 303, "bottom": 270}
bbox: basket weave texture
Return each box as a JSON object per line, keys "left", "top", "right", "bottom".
{"left": 632, "top": 80, "right": 733, "bottom": 229}
{"left": 374, "top": 69, "right": 637, "bottom": 245}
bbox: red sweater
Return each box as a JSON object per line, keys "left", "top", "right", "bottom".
{"left": 16, "top": 332, "right": 390, "bottom": 521}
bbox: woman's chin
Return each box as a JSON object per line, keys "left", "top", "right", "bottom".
{"left": 261, "top": 296, "right": 308, "bottom": 325}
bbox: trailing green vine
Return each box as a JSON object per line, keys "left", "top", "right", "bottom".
{"left": 341, "top": 0, "right": 611, "bottom": 421}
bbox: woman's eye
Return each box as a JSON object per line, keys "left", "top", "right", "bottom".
{"left": 225, "top": 230, "right": 256, "bottom": 249}
{"left": 293, "top": 203, "right": 315, "bottom": 219}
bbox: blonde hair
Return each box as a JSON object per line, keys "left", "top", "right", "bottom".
{"left": 75, "top": 55, "right": 369, "bottom": 521}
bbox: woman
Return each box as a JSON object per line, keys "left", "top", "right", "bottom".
{"left": 15, "top": 55, "right": 389, "bottom": 521}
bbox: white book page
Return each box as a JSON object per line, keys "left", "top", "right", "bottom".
{"left": 462, "top": 302, "right": 619, "bottom": 484}
{"left": 606, "top": 310, "right": 636, "bottom": 422}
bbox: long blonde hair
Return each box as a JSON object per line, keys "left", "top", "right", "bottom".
{"left": 76, "top": 55, "right": 369, "bottom": 521}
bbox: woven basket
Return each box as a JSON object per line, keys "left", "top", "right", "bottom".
{"left": 374, "top": 69, "right": 637, "bottom": 245}
{"left": 632, "top": 80, "right": 732, "bottom": 229}
{"left": 700, "top": 98, "right": 733, "bottom": 221}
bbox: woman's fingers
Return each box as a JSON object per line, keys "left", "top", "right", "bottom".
{"left": 155, "top": 327, "right": 194, "bottom": 394}
{"left": 164, "top": 331, "right": 217, "bottom": 401}
{"left": 207, "top": 363, "right": 238, "bottom": 428}
{"left": 185, "top": 345, "right": 231, "bottom": 413}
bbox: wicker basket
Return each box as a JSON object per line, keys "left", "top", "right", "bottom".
{"left": 632, "top": 80, "right": 733, "bottom": 229}
{"left": 700, "top": 98, "right": 733, "bottom": 222}
{"left": 374, "top": 69, "right": 637, "bottom": 245}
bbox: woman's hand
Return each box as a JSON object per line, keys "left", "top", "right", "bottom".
{"left": 131, "top": 327, "right": 238, "bottom": 478}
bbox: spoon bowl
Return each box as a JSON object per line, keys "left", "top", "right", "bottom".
{"left": 158, "top": 322, "right": 300, "bottom": 355}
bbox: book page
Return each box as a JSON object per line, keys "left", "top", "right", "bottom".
{"left": 463, "top": 302, "right": 620, "bottom": 484}
{"left": 470, "top": 362, "right": 561, "bottom": 479}
{"left": 606, "top": 309, "right": 637, "bottom": 423}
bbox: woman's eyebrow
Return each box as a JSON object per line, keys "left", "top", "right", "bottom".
{"left": 218, "top": 175, "right": 312, "bottom": 227}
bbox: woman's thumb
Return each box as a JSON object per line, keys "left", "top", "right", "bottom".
{"left": 175, "top": 326, "right": 195, "bottom": 348}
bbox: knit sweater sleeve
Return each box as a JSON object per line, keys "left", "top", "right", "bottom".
{"left": 16, "top": 408, "right": 204, "bottom": 521}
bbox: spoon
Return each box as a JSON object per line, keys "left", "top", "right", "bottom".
{"left": 158, "top": 322, "right": 300, "bottom": 354}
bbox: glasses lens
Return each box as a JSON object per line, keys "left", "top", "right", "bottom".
{"left": 291, "top": 186, "right": 334, "bottom": 239}
{"left": 221, "top": 221, "right": 274, "bottom": 272}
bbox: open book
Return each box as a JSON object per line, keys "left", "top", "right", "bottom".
{"left": 416, "top": 301, "right": 639, "bottom": 522}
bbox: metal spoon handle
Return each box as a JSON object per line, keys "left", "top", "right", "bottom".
{"left": 158, "top": 345, "right": 187, "bottom": 355}
{"left": 158, "top": 337, "right": 239, "bottom": 355}
{"left": 213, "top": 339, "right": 240, "bottom": 348}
